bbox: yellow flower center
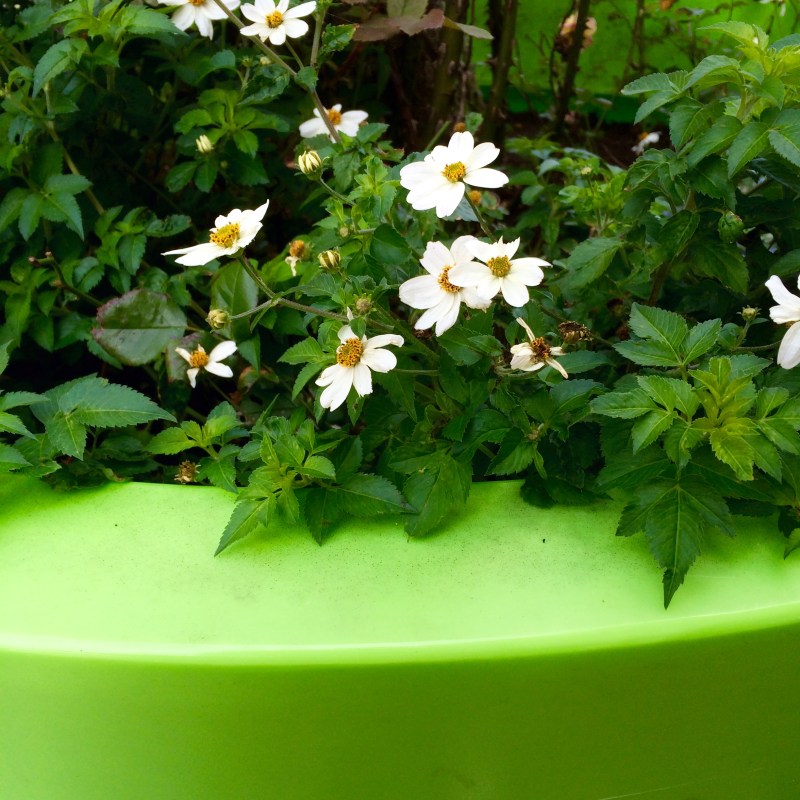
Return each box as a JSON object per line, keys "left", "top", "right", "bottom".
{"left": 442, "top": 162, "right": 467, "bottom": 183}
{"left": 188, "top": 0, "right": 205, "bottom": 6}
{"left": 209, "top": 222, "right": 240, "bottom": 249}
{"left": 528, "top": 337, "right": 551, "bottom": 361}
{"left": 266, "top": 10, "right": 283, "bottom": 27}
{"left": 336, "top": 337, "right": 363, "bottom": 367}
{"left": 189, "top": 348, "right": 210, "bottom": 368}
{"left": 487, "top": 255, "right": 511, "bottom": 278}
{"left": 327, "top": 108, "right": 343, "bottom": 125}
{"left": 437, "top": 265, "right": 459, "bottom": 294}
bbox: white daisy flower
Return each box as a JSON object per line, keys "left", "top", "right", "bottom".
{"left": 163, "top": 201, "right": 269, "bottom": 267}
{"left": 510, "top": 318, "right": 568, "bottom": 379}
{"left": 240, "top": 0, "right": 316, "bottom": 46}
{"left": 158, "top": 0, "right": 240, "bottom": 39}
{"left": 399, "top": 131, "right": 508, "bottom": 219}
{"left": 315, "top": 326, "right": 404, "bottom": 411}
{"left": 632, "top": 131, "right": 660, "bottom": 155}
{"left": 175, "top": 341, "right": 238, "bottom": 388}
{"left": 448, "top": 236, "right": 550, "bottom": 308}
{"left": 299, "top": 104, "right": 368, "bottom": 141}
{"left": 399, "top": 236, "right": 491, "bottom": 336}
{"left": 765, "top": 275, "right": 800, "bottom": 369}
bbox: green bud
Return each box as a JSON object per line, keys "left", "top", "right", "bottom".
{"left": 355, "top": 297, "right": 372, "bottom": 315}
{"left": 741, "top": 306, "right": 759, "bottom": 322}
{"left": 206, "top": 309, "right": 231, "bottom": 329}
{"left": 717, "top": 211, "right": 744, "bottom": 244}
{"left": 196, "top": 134, "right": 214, "bottom": 155}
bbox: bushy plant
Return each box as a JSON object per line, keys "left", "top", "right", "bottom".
{"left": 3, "top": 3, "right": 800, "bottom": 607}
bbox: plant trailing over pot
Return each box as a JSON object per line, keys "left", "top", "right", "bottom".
{"left": 2, "top": 3, "right": 800, "bottom": 607}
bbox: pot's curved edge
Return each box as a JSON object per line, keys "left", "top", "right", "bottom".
{"left": 1, "top": 475, "right": 799, "bottom": 665}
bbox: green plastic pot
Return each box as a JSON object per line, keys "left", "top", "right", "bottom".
{"left": 1, "top": 475, "right": 799, "bottom": 799}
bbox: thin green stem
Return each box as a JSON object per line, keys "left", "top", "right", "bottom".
{"left": 319, "top": 178, "right": 351, "bottom": 204}
{"left": 423, "top": 120, "right": 451, "bottom": 153}
{"left": 465, "top": 192, "right": 495, "bottom": 239}
{"left": 310, "top": 4, "right": 326, "bottom": 67}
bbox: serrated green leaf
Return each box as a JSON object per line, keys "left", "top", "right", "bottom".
{"left": 42, "top": 192, "right": 83, "bottom": 238}
{"left": 487, "top": 429, "right": 537, "bottom": 476}
{"left": 198, "top": 450, "right": 238, "bottom": 493}
{"left": 300, "top": 487, "right": 344, "bottom": 543}
{"left": 0, "top": 188, "right": 29, "bottom": 232}
{"left": 622, "top": 72, "right": 674, "bottom": 96}
{"left": 59, "top": 377, "right": 174, "bottom": 428}
{"left": 338, "top": 473, "right": 407, "bottom": 516}
{"left": 33, "top": 39, "right": 88, "bottom": 96}
{"left": 596, "top": 448, "right": 671, "bottom": 492}
{"left": 0, "top": 443, "right": 31, "bottom": 471}
{"left": 632, "top": 409, "right": 675, "bottom": 452}
{"left": 215, "top": 495, "right": 275, "bottom": 555}
{"left": 47, "top": 411, "right": 87, "bottom": 459}
{"left": 203, "top": 402, "right": 240, "bottom": 441}
{"left": 147, "top": 427, "right": 195, "bottom": 455}
{"left": 0, "top": 411, "right": 33, "bottom": 438}
{"left": 404, "top": 455, "right": 471, "bottom": 537}
{"left": 683, "top": 319, "right": 721, "bottom": 364}
{"left": 685, "top": 54, "right": 742, "bottom": 90}
{"left": 561, "top": 237, "right": 622, "bottom": 289}
{"left": 280, "top": 337, "right": 326, "bottom": 365}
{"left": 727, "top": 121, "right": 770, "bottom": 177}
{"left": 590, "top": 388, "right": 656, "bottom": 419}
{"left": 686, "top": 115, "right": 742, "bottom": 168}
{"left": 709, "top": 419, "right": 757, "bottom": 480}
{"left": 628, "top": 304, "right": 688, "bottom": 354}
{"left": 297, "top": 454, "right": 336, "bottom": 481}
{"left": 637, "top": 376, "right": 699, "bottom": 416}
{"left": 614, "top": 339, "right": 684, "bottom": 368}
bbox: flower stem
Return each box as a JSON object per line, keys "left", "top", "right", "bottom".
{"left": 319, "top": 178, "right": 351, "bottom": 204}
{"left": 465, "top": 192, "right": 495, "bottom": 239}
{"left": 208, "top": 0, "right": 341, "bottom": 144}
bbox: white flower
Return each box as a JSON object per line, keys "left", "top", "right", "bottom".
{"left": 315, "top": 326, "right": 403, "bottom": 411}
{"left": 175, "top": 341, "right": 238, "bottom": 388}
{"left": 240, "top": 0, "right": 316, "bottom": 45}
{"left": 765, "top": 275, "right": 800, "bottom": 369}
{"left": 399, "top": 131, "right": 508, "bottom": 218}
{"left": 632, "top": 131, "right": 660, "bottom": 155}
{"left": 510, "top": 318, "right": 568, "bottom": 379}
{"left": 163, "top": 201, "right": 269, "bottom": 266}
{"left": 158, "top": 0, "right": 240, "bottom": 39}
{"left": 299, "top": 104, "right": 368, "bottom": 141}
{"left": 448, "top": 236, "right": 550, "bottom": 308}
{"left": 399, "top": 236, "right": 491, "bottom": 336}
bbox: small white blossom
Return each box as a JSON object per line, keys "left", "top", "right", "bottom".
{"left": 175, "top": 341, "right": 238, "bottom": 388}
{"left": 240, "top": 0, "right": 316, "bottom": 45}
{"left": 448, "top": 236, "right": 550, "bottom": 308}
{"left": 315, "top": 326, "right": 403, "bottom": 411}
{"left": 765, "top": 275, "right": 800, "bottom": 369}
{"left": 163, "top": 201, "right": 269, "bottom": 266}
{"left": 399, "top": 236, "right": 491, "bottom": 336}
{"left": 399, "top": 131, "right": 508, "bottom": 218}
{"left": 299, "top": 104, "right": 368, "bottom": 141}
{"left": 632, "top": 131, "right": 660, "bottom": 155}
{"left": 158, "top": 0, "right": 240, "bottom": 39}
{"left": 510, "top": 318, "right": 568, "bottom": 379}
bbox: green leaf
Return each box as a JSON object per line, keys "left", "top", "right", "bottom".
{"left": 0, "top": 188, "right": 29, "bottom": 232}
{"left": 683, "top": 319, "right": 721, "bottom": 363}
{"left": 632, "top": 409, "right": 675, "bottom": 452}
{"left": 45, "top": 174, "right": 91, "bottom": 196}
{"left": 637, "top": 376, "right": 699, "bottom": 416}
{"left": 280, "top": 337, "right": 326, "bottom": 365}
{"left": 33, "top": 38, "right": 88, "bottom": 96}
{"left": 614, "top": 340, "right": 683, "bottom": 368}
{"left": 47, "top": 411, "right": 87, "bottom": 459}
{"left": 0, "top": 411, "right": 33, "bottom": 438}
{"left": 560, "top": 237, "right": 622, "bottom": 289}
{"left": 198, "top": 450, "right": 238, "bottom": 493}
{"left": 622, "top": 72, "right": 674, "bottom": 96}
{"left": 300, "top": 487, "right": 344, "bottom": 544}
{"left": 590, "top": 388, "right": 656, "bottom": 419}
{"left": 769, "top": 110, "right": 800, "bottom": 169}
{"left": 337, "top": 473, "right": 407, "bottom": 516}
{"left": 319, "top": 24, "right": 356, "bottom": 60}
{"left": 42, "top": 192, "right": 84, "bottom": 238}
{"left": 295, "top": 66, "right": 318, "bottom": 91}
{"left": 404, "top": 455, "right": 471, "bottom": 537}
{"left": 709, "top": 419, "right": 758, "bottom": 480}
{"left": 19, "top": 193, "right": 43, "bottom": 240}
{"left": 685, "top": 55, "right": 742, "bottom": 90}
{"left": 297, "top": 454, "right": 336, "bottom": 481}
{"left": 669, "top": 99, "right": 713, "bottom": 150}
{"left": 215, "top": 495, "right": 275, "bottom": 555}
{"left": 727, "top": 121, "right": 770, "bottom": 177}
{"left": 628, "top": 304, "right": 688, "bottom": 355}
{"left": 92, "top": 289, "right": 187, "bottom": 366}
{"left": 292, "top": 362, "right": 325, "bottom": 399}
{"left": 147, "top": 427, "right": 195, "bottom": 455}
{"left": 122, "top": 5, "right": 184, "bottom": 37}
{"left": 0, "top": 443, "right": 31, "bottom": 471}
{"left": 165, "top": 162, "right": 196, "bottom": 193}
{"left": 596, "top": 449, "right": 671, "bottom": 492}
{"left": 657, "top": 211, "right": 699, "bottom": 260}
{"left": 687, "top": 115, "right": 742, "bottom": 167}
{"left": 687, "top": 237, "right": 748, "bottom": 294}
{"left": 59, "top": 377, "right": 174, "bottom": 428}
{"left": 194, "top": 159, "right": 218, "bottom": 193}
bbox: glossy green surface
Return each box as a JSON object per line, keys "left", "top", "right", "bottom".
{"left": 1, "top": 476, "right": 799, "bottom": 798}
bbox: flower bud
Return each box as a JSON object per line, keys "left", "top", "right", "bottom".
{"left": 289, "top": 239, "right": 310, "bottom": 260}
{"left": 196, "top": 134, "right": 214, "bottom": 155}
{"left": 206, "top": 309, "right": 231, "bottom": 330}
{"left": 318, "top": 249, "right": 341, "bottom": 271}
{"left": 355, "top": 297, "right": 372, "bottom": 315}
{"left": 558, "top": 321, "right": 591, "bottom": 344}
{"left": 717, "top": 211, "right": 744, "bottom": 244}
{"left": 467, "top": 190, "right": 482, "bottom": 205}
{"left": 175, "top": 460, "right": 198, "bottom": 485}
{"left": 338, "top": 226, "right": 351, "bottom": 239}
{"left": 259, "top": 56, "right": 271, "bottom": 66}
{"left": 741, "top": 306, "right": 759, "bottom": 322}
{"left": 298, "top": 150, "right": 323, "bottom": 177}
{"left": 453, "top": 122, "right": 467, "bottom": 133}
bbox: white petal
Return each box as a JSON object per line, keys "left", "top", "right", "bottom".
{"left": 448, "top": 261, "right": 491, "bottom": 287}
{"left": 338, "top": 325, "right": 355, "bottom": 343}
{"left": 209, "top": 340, "right": 238, "bottom": 362}
{"left": 399, "top": 274, "right": 443, "bottom": 309}
{"left": 464, "top": 141, "right": 500, "bottom": 170}
{"left": 170, "top": 5, "right": 195, "bottom": 29}
{"left": 510, "top": 261, "right": 545, "bottom": 287}
{"left": 360, "top": 348, "right": 397, "bottom": 373}
{"left": 364, "top": 333, "right": 403, "bottom": 350}
{"left": 499, "top": 277, "right": 530, "bottom": 308}
{"left": 316, "top": 363, "right": 341, "bottom": 388}
{"left": 501, "top": 237, "right": 521, "bottom": 258}
{"left": 419, "top": 241, "right": 454, "bottom": 275}
{"left": 461, "top": 286, "right": 493, "bottom": 309}
{"left": 446, "top": 131, "right": 475, "bottom": 162}
{"left": 283, "top": 18, "right": 309, "bottom": 38}
{"left": 194, "top": 10, "right": 214, "bottom": 38}
{"left": 450, "top": 235, "right": 479, "bottom": 264}
{"left": 341, "top": 110, "right": 368, "bottom": 127}
{"left": 463, "top": 167, "right": 508, "bottom": 189}
{"left": 399, "top": 161, "right": 438, "bottom": 189}
{"left": 205, "top": 362, "right": 234, "bottom": 379}
{"left": 276, "top": 0, "right": 288, "bottom": 10}
{"left": 435, "top": 181, "right": 465, "bottom": 218}
{"left": 466, "top": 238, "right": 497, "bottom": 263}
{"left": 203, "top": 1, "right": 230, "bottom": 19}
{"left": 337, "top": 119, "right": 361, "bottom": 137}
{"left": 547, "top": 358, "right": 569, "bottom": 380}
{"left": 352, "top": 362, "right": 373, "bottom": 396}
{"left": 320, "top": 369, "right": 353, "bottom": 411}
{"left": 240, "top": 4, "right": 263, "bottom": 21}
{"left": 175, "top": 348, "right": 192, "bottom": 364}
{"left": 299, "top": 117, "right": 328, "bottom": 138}
{"left": 766, "top": 275, "right": 800, "bottom": 323}
{"left": 516, "top": 317, "right": 535, "bottom": 341}
{"left": 778, "top": 321, "right": 800, "bottom": 368}
{"left": 434, "top": 295, "right": 461, "bottom": 335}
{"left": 267, "top": 26, "right": 287, "bottom": 45}
{"left": 187, "top": 368, "right": 199, "bottom": 388}
{"left": 284, "top": 0, "right": 315, "bottom": 17}
{"left": 164, "top": 242, "right": 226, "bottom": 266}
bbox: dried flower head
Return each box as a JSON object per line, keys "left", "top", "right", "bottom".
{"left": 175, "top": 461, "right": 198, "bottom": 484}
{"left": 558, "top": 321, "right": 592, "bottom": 344}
